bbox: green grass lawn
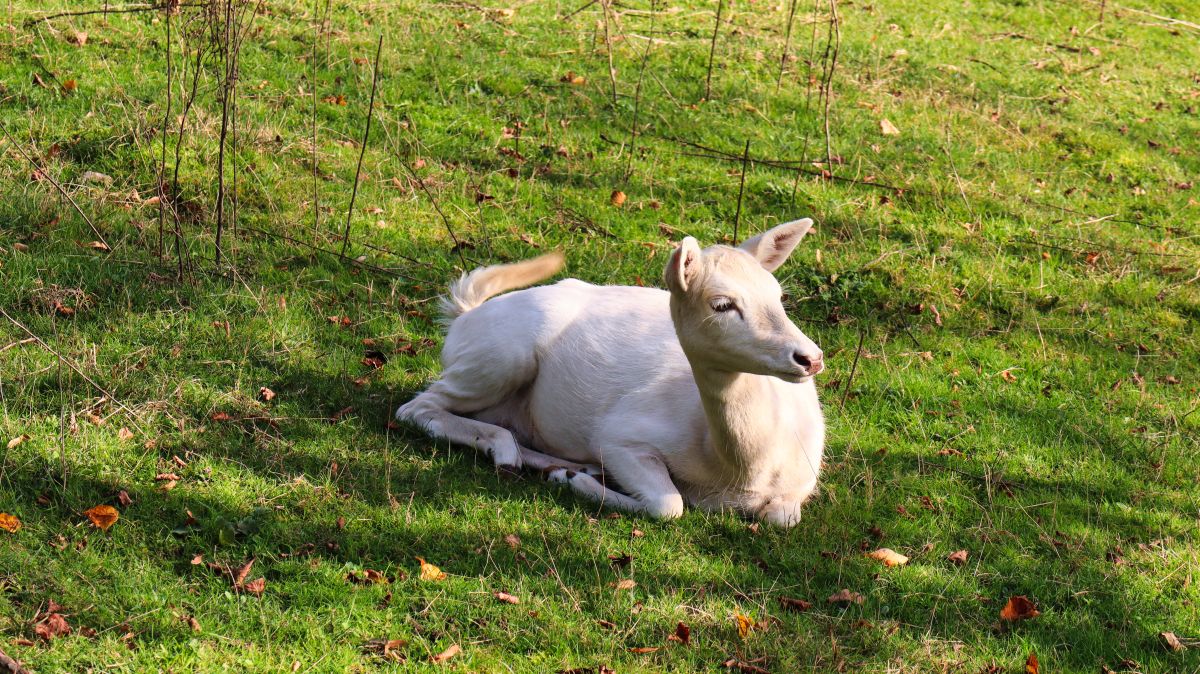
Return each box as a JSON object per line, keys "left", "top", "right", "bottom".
{"left": 2, "top": 0, "right": 1199, "bottom": 670}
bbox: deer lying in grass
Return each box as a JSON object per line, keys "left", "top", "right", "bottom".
{"left": 396, "top": 219, "right": 825, "bottom": 526}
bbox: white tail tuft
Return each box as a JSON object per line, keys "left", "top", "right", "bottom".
{"left": 440, "top": 251, "right": 565, "bottom": 324}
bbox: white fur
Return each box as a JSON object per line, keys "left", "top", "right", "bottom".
{"left": 396, "top": 219, "right": 825, "bottom": 526}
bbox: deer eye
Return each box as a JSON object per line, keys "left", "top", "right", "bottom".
{"left": 710, "top": 296, "right": 736, "bottom": 313}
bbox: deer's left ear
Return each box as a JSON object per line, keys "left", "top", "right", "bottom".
{"left": 738, "top": 218, "right": 813, "bottom": 272}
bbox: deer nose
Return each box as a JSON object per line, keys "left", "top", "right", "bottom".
{"left": 793, "top": 351, "right": 824, "bottom": 375}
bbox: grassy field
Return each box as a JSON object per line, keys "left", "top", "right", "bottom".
{"left": 2, "top": 0, "right": 1199, "bottom": 671}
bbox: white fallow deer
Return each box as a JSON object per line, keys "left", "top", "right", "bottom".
{"left": 396, "top": 219, "right": 825, "bottom": 526}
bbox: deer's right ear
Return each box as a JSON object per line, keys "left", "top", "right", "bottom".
{"left": 664, "top": 237, "right": 702, "bottom": 293}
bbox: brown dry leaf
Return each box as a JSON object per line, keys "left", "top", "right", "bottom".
{"left": 364, "top": 637, "right": 408, "bottom": 661}
{"left": 7, "top": 434, "right": 30, "bottom": 449}
{"left": 233, "top": 559, "right": 255, "bottom": 587}
{"left": 62, "top": 80, "right": 77, "bottom": 92}
{"left": 722, "top": 658, "right": 771, "bottom": 674}
{"left": 242, "top": 577, "right": 266, "bottom": 596}
{"left": 948, "top": 549, "right": 969, "bottom": 565}
{"left": 0, "top": 512, "right": 21, "bottom": 533}
{"left": 735, "top": 613, "right": 754, "bottom": 639}
{"left": 1025, "top": 652, "right": 1039, "bottom": 674}
{"left": 828, "top": 589, "right": 865, "bottom": 605}
{"left": 117, "top": 490, "right": 132, "bottom": 507}
{"left": 1160, "top": 631, "right": 1185, "bottom": 652}
{"left": 1000, "top": 595, "right": 1040, "bottom": 622}
{"left": 417, "top": 557, "right": 447, "bottom": 581}
{"left": 880, "top": 118, "right": 900, "bottom": 136}
{"left": 779, "top": 596, "right": 812, "bottom": 612}
{"left": 495, "top": 591, "right": 520, "bottom": 605}
{"left": 191, "top": 554, "right": 204, "bottom": 565}
{"left": 259, "top": 387, "right": 276, "bottom": 401}
{"left": 83, "top": 505, "right": 119, "bottom": 531}
{"left": 503, "top": 533, "right": 521, "bottom": 548}
{"left": 667, "top": 621, "right": 690, "bottom": 645}
{"left": 610, "top": 190, "right": 627, "bottom": 207}
{"left": 347, "top": 569, "right": 389, "bottom": 585}
{"left": 612, "top": 578, "right": 637, "bottom": 591}
{"left": 866, "top": 548, "right": 909, "bottom": 567}
{"left": 117, "top": 427, "right": 134, "bottom": 442}
{"left": 430, "top": 643, "right": 461, "bottom": 664}
{"left": 999, "top": 369, "right": 1018, "bottom": 383}
{"left": 68, "top": 31, "right": 88, "bottom": 46}
{"left": 35, "top": 612, "right": 71, "bottom": 641}
{"left": 183, "top": 615, "right": 201, "bottom": 632}
{"left": 629, "top": 646, "right": 660, "bottom": 654}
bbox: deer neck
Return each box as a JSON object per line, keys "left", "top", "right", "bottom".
{"left": 688, "top": 364, "right": 780, "bottom": 473}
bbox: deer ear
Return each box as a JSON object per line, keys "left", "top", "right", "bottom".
{"left": 739, "top": 218, "right": 813, "bottom": 272}
{"left": 664, "top": 237, "right": 702, "bottom": 293}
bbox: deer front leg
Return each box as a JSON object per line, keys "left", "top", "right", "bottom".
{"left": 547, "top": 452, "right": 684, "bottom": 520}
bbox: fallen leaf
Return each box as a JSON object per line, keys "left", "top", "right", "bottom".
{"left": 1025, "top": 652, "right": 1039, "bottom": 674}
{"left": 667, "top": 621, "right": 691, "bottom": 645}
{"left": 828, "top": 589, "right": 865, "bottom": 605}
{"left": 1160, "top": 631, "right": 1185, "bottom": 652}
{"left": 233, "top": 559, "right": 255, "bottom": 587}
{"left": 364, "top": 638, "right": 407, "bottom": 661}
{"left": 0, "top": 513, "right": 21, "bottom": 533}
{"left": 866, "top": 548, "right": 909, "bottom": 567}
{"left": 610, "top": 190, "right": 627, "bottom": 207}
{"left": 347, "top": 569, "right": 389, "bottom": 585}
{"left": 778, "top": 596, "right": 812, "bottom": 612}
{"left": 880, "top": 118, "right": 900, "bottom": 136}
{"left": 495, "top": 591, "right": 520, "bottom": 604}
{"left": 259, "top": 387, "right": 275, "bottom": 401}
{"left": 1000, "top": 595, "right": 1040, "bottom": 622}
{"left": 631, "top": 528, "right": 644, "bottom": 538}
{"left": 597, "top": 619, "right": 617, "bottom": 629}
{"left": 68, "top": 31, "right": 88, "bottom": 46}
{"left": 608, "top": 553, "right": 632, "bottom": 569}
{"left": 183, "top": 615, "right": 201, "bottom": 632}
{"left": 7, "top": 434, "right": 29, "bottom": 449}
{"left": 948, "top": 549, "right": 969, "bottom": 565}
{"left": 117, "top": 427, "right": 134, "bottom": 442}
{"left": 35, "top": 612, "right": 71, "bottom": 641}
{"left": 999, "top": 369, "right": 1018, "bottom": 383}
{"left": 629, "top": 646, "right": 660, "bottom": 654}
{"left": 735, "top": 613, "right": 753, "bottom": 638}
{"left": 722, "top": 658, "right": 771, "bottom": 674}
{"left": 430, "top": 643, "right": 461, "bottom": 664}
{"left": 503, "top": 533, "right": 521, "bottom": 548}
{"left": 62, "top": 79, "right": 77, "bottom": 92}
{"left": 83, "top": 505, "right": 119, "bottom": 531}
{"left": 612, "top": 578, "right": 637, "bottom": 591}
{"left": 418, "top": 557, "right": 447, "bottom": 581}
{"left": 242, "top": 577, "right": 266, "bottom": 596}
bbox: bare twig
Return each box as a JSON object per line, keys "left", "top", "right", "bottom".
{"left": 839, "top": 324, "right": 865, "bottom": 412}
{"left": 340, "top": 34, "right": 383, "bottom": 257}
{"left": 600, "top": 0, "right": 618, "bottom": 106}
{"left": 776, "top": 0, "right": 800, "bottom": 91}
{"left": 158, "top": 4, "right": 172, "bottom": 261}
{"left": 402, "top": 162, "right": 469, "bottom": 270}
{"left": 213, "top": 0, "right": 235, "bottom": 268}
{"left": 820, "top": 0, "right": 840, "bottom": 170}
{"left": 311, "top": 0, "right": 321, "bottom": 239}
{"left": 0, "top": 307, "right": 147, "bottom": 433}
{"left": 22, "top": 2, "right": 203, "bottom": 26}
{"left": 733, "top": 139, "right": 750, "bottom": 244}
{"left": 704, "top": 0, "right": 726, "bottom": 100}
{"left": 624, "top": 0, "right": 656, "bottom": 181}
{"left": 560, "top": 0, "right": 597, "bottom": 21}
{"left": 0, "top": 122, "right": 110, "bottom": 250}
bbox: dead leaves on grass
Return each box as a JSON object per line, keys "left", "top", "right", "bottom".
{"left": 417, "top": 557, "right": 447, "bottom": 581}
{"left": 1000, "top": 595, "right": 1041, "bottom": 622}
{"left": 865, "top": 548, "right": 909, "bottom": 567}
{"left": 0, "top": 513, "right": 20, "bottom": 533}
{"left": 430, "top": 643, "right": 461, "bottom": 664}
{"left": 827, "top": 589, "right": 865, "bottom": 605}
{"left": 82, "top": 505, "right": 119, "bottom": 531}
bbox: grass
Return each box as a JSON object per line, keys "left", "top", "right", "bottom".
{"left": 1, "top": 0, "right": 1198, "bottom": 671}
